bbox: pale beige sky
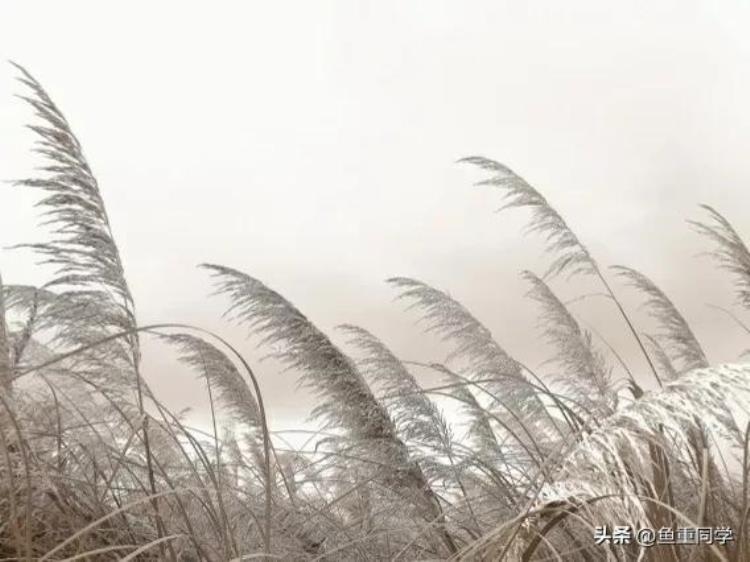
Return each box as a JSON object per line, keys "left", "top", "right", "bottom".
{"left": 1, "top": 1, "right": 750, "bottom": 432}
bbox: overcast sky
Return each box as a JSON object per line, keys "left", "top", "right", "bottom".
{"left": 2, "top": 1, "right": 750, "bottom": 432}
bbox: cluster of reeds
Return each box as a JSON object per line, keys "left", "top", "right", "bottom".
{"left": 1, "top": 65, "right": 749, "bottom": 561}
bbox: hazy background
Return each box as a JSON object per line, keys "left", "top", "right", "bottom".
{"left": 1, "top": 1, "right": 750, "bottom": 436}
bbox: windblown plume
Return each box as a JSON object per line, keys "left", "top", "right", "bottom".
{"left": 690, "top": 204, "right": 750, "bottom": 309}
{"left": 339, "top": 324, "right": 453, "bottom": 455}
{"left": 643, "top": 334, "right": 679, "bottom": 382}
{"left": 202, "top": 264, "right": 399, "bottom": 445}
{"left": 523, "top": 271, "right": 614, "bottom": 412}
{"left": 11, "top": 63, "right": 139, "bottom": 379}
{"left": 461, "top": 156, "right": 596, "bottom": 280}
{"left": 162, "top": 333, "right": 261, "bottom": 431}
{"left": 388, "top": 277, "right": 559, "bottom": 449}
{"left": 2, "top": 284, "right": 54, "bottom": 313}
{"left": 386, "top": 277, "right": 521, "bottom": 381}
{"left": 613, "top": 266, "right": 708, "bottom": 375}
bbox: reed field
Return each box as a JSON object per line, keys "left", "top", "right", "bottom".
{"left": 1, "top": 64, "right": 749, "bottom": 561}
